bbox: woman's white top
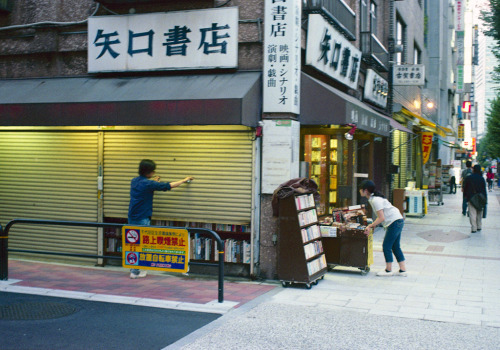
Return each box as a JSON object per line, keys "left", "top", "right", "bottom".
{"left": 368, "top": 194, "right": 403, "bottom": 228}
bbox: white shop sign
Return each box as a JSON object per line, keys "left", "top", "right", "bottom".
{"left": 393, "top": 65, "right": 425, "bottom": 86}
{"left": 262, "top": 0, "right": 301, "bottom": 114}
{"left": 88, "top": 7, "right": 238, "bottom": 73}
{"left": 261, "top": 120, "right": 300, "bottom": 194}
{"left": 364, "top": 69, "right": 388, "bottom": 108}
{"left": 305, "top": 14, "right": 361, "bottom": 90}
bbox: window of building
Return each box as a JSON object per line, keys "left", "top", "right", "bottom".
{"left": 360, "top": 0, "right": 369, "bottom": 32}
{"left": 370, "top": 1, "right": 377, "bottom": 36}
{"left": 414, "top": 44, "right": 421, "bottom": 64}
{"left": 396, "top": 16, "right": 406, "bottom": 65}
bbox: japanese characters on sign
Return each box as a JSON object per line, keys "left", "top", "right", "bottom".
{"left": 456, "top": 65, "right": 464, "bottom": 92}
{"left": 393, "top": 65, "right": 425, "bottom": 86}
{"left": 305, "top": 14, "right": 361, "bottom": 90}
{"left": 455, "top": 0, "right": 464, "bottom": 31}
{"left": 122, "top": 226, "right": 190, "bottom": 273}
{"left": 346, "top": 103, "right": 390, "bottom": 137}
{"left": 421, "top": 132, "right": 433, "bottom": 165}
{"left": 364, "top": 69, "right": 388, "bottom": 108}
{"left": 88, "top": 8, "right": 238, "bottom": 73}
{"left": 263, "top": 0, "right": 301, "bottom": 114}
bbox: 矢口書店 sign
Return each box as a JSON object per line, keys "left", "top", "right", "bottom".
{"left": 88, "top": 7, "right": 238, "bottom": 73}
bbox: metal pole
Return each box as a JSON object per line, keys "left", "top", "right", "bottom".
{"left": 217, "top": 239, "right": 224, "bottom": 303}
{"left": 0, "top": 224, "right": 7, "bottom": 280}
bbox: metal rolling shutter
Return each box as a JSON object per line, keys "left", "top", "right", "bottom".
{"left": 0, "top": 132, "right": 99, "bottom": 259}
{"left": 392, "top": 130, "right": 408, "bottom": 189}
{"left": 103, "top": 130, "right": 253, "bottom": 224}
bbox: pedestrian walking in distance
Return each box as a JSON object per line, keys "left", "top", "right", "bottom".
{"left": 449, "top": 175, "right": 456, "bottom": 194}
{"left": 463, "top": 164, "right": 487, "bottom": 233}
{"left": 359, "top": 180, "right": 407, "bottom": 277}
{"left": 486, "top": 168, "right": 494, "bottom": 192}
{"left": 461, "top": 160, "right": 473, "bottom": 216}
{"left": 128, "top": 159, "right": 194, "bottom": 279}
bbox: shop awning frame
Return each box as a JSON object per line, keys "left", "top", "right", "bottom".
{"left": 300, "top": 73, "right": 391, "bottom": 137}
{"left": 0, "top": 72, "right": 262, "bottom": 127}
{"left": 396, "top": 105, "right": 453, "bottom": 137}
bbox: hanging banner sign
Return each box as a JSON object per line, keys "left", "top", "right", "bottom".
{"left": 262, "top": 0, "right": 301, "bottom": 114}
{"left": 393, "top": 65, "right": 425, "bottom": 85}
{"left": 88, "top": 7, "right": 238, "bottom": 73}
{"left": 122, "top": 226, "right": 190, "bottom": 273}
{"left": 421, "top": 132, "right": 433, "bottom": 165}
{"left": 305, "top": 14, "right": 361, "bottom": 90}
{"left": 455, "top": 0, "right": 464, "bottom": 31}
{"left": 364, "top": 69, "right": 388, "bottom": 108}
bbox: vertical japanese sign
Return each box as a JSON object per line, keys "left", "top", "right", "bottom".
{"left": 122, "top": 226, "right": 189, "bottom": 273}
{"left": 421, "top": 132, "right": 433, "bottom": 165}
{"left": 455, "top": 0, "right": 464, "bottom": 31}
{"left": 88, "top": 7, "right": 238, "bottom": 73}
{"left": 263, "top": 0, "right": 301, "bottom": 114}
{"left": 305, "top": 14, "right": 361, "bottom": 90}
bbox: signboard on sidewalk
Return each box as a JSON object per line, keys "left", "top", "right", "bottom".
{"left": 122, "top": 226, "right": 190, "bottom": 273}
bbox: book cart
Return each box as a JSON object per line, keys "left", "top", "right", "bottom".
{"left": 277, "top": 192, "right": 327, "bottom": 289}
{"left": 320, "top": 206, "right": 373, "bottom": 275}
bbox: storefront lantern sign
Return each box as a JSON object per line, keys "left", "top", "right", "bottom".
{"left": 305, "top": 14, "right": 361, "bottom": 90}
{"left": 88, "top": 7, "right": 238, "bottom": 73}
{"left": 421, "top": 132, "right": 433, "bottom": 165}
{"left": 263, "top": 0, "right": 301, "bottom": 114}
{"left": 364, "top": 69, "right": 388, "bottom": 108}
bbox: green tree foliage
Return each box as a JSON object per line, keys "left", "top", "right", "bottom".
{"left": 483, "top": 95, "right": 500, "bottom": 159}
{"left": 481, "top": 0, "right": 500, "bottom": 82}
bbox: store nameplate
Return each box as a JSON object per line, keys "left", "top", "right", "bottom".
{"left": 262, "top": 0, "right": 301, "bottom": 114}
{"left": 346, "top": 104, "right": 390, "bottom": 136}
{"left": 393, "top": 65, "right": 425, "bottom": 86}
{"left": 305, "top": 14, "right": 361, "bottom": 90}
{"left": 88, "top": 7, "right": 238, "bottom": 73}
{"left": 364, "top": 69, "right": 388, "bottom": 108}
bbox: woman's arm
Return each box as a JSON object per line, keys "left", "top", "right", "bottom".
{"left": 169, "top": 176, "right": 195, "bottom": 188}
{"left": 364, "top": 209, "right": 385, "bottom": 235}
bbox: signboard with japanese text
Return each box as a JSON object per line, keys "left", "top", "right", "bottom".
{"left": 305, "top": 14, "right": 361, "bottom": 90}
{"left": 457, "top": 65, "right": 464, "bottom": 92}
{"left": 461, "top": 119, "right": 472, "bottom": 150}
{"left": 345, "top": 103, "right": 391, "bottom": 136}
{"left": 263, "top": 0, "right": 301, "bottom": 114}
{"left": 455, "top": 0, "right": 464, "bottom": 31}
{"left": 393, "top": 65, "right": 425, "bottom": 86}
{"left": 261, "top": 120, "right": 300, "bottom": 193}
{"left": 421, "top": 132, "right": 433, "bottom": 165}
{"left": 122, "top": 226, "right": 189, "bottom": 273}
{"left": 88, "top": 7, "right": 238, "bottom": 73}
{"left": 456, "top": 31, "right": 464, "bottom": 65}
{"left": 364, "top": 69, "right": 388, "bottom": 108}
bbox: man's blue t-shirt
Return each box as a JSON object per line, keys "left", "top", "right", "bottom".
{"left": 128, "top": 175, "right": 171, "bottom": 221}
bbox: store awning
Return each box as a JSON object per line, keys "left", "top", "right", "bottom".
{"left": 379, "top": 114, "right": 414, "bottom": 134}
{"left": 0, "top": 72, "right": 262, "bottom": 127}
{"left": 395, "top": 105, "right": 453, "bottom": 137}
{"left": 300, "top": 73, "right": 391, "bottom": 137}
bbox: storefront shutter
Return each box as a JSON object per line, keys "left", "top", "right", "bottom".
{"left": 103, "top": 129, "right": 253, "bottom": 225}
{"left": 392, "top": 130, "right": 408, "bottom": 189}
{"left": 0, "top": 132, "right": 99, "bottom": 259}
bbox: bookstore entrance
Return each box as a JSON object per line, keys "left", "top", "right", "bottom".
{"left": 0, "top": 73, "right": 262, "bottom": 276}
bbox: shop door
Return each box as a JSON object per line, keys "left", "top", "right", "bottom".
{"left": 102, "top": 130, "right": 253, "bottom": 224}
{"left": 0, "top": 131, "right": 99, "bottom": 260}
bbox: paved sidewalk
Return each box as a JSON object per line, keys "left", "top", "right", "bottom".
{"left": 0, "top": 260, "right": 275, "bottom": 314}
{"left": 266, "top": 187, "right": 500, "bottom": 327}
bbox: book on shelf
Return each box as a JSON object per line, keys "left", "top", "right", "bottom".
{"left": 298, "top": 209, "right": 318, "bottom": 226}
{"left": 295, "top": 194, "right": 315, "bottom": 210}
{"left": 300, "top": 225, "right": 321, "bottom": 242}
{"left": 304, "top": 241, "right": 324, "bottom": 260}
{"left": 306, "top": 254, "right": 327, "bottom": 276}
{"left": 213, "top": 239, "right": 251, "bottom": 264}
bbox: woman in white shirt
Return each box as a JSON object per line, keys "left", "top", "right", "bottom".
{"left": 359, "top": 180, "right": 407, "bottom": 277}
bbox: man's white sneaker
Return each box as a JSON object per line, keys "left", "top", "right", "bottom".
{"left": 376, "top": 270, "right": 393, "bottom": 277}
{"left": 130, "top": 271, "right": 147, "bottom": 279}
{"left": 397, "top": 270, "right": 408, "bottom": 277}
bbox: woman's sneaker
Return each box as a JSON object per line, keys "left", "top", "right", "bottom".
{"left": 130, "top": 271, "right": 147, "bottom": 279}
{"left": 376, "top": 270, "right": 393, "bottom": 277}
{"left": 397, "top": 270, "right": 408, "bottom": 277}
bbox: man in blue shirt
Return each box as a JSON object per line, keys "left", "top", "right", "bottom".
{"left": 128, "top": 159, "right": 194, "bottom": 279}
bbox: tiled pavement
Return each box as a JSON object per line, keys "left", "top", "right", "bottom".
{"left": 269, "top": 187, "right": 500, "bottom": 328}
{"left": 0, "top": 260, "right": 275, "bottom": 314}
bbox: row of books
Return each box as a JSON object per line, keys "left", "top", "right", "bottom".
{"left": 301, "top": 225, "right": 321, "bottom": 243}
{"left": 307, "top": 254, "right": 327, "bottom": 276}
{"left": 106, "top": 237, "right": 122, "bottom": 253}
{"left": 155, "top": 220, "right": 251, "bottom": 233}
{"left": 295, "top": 194, "right": 315, "bottom": 210}
{"left": 190, "top": 236, "right": 251, "bottom": 264}
{"left": 304, "top": 241, "right": 324, "bottom": 260}
{"left": 298, "top": 209, "right": 318, "bottom": 227}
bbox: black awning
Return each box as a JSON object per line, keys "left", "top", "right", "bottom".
{"left": 300, "top": 73, "right": 391, "bottom": 136}
{"left": 0, "top": 72, "right": 261, "bottom": 127}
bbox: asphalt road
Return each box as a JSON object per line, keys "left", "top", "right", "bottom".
{"left": 0, "top": 292, "right": 220, "bottom": 350}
